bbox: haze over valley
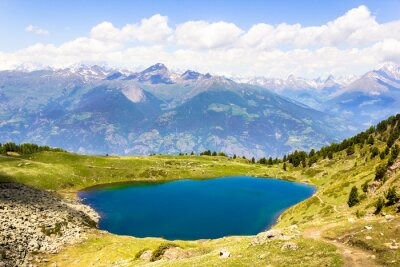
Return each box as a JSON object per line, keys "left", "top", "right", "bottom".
{"left": 1, "top": 62, "right": 399, "bottom": 157}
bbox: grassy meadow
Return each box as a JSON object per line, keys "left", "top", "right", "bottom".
{"left": 0, "top": 121, "right": 399, "bottom": 266}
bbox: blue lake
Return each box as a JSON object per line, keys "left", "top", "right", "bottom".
{"left": 79, "top": 177, "right": 315, "bottom": 240}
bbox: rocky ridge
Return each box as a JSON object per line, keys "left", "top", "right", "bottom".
{"left": 0, "top": 183, "right": 99, "bottom": 267}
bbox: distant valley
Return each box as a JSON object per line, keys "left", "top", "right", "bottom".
{"left": 1, "top": 62, "right": 399, "bottom": 157}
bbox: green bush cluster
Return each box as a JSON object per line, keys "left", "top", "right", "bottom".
{"left": 257, "top": 156, "right": 281, "bottom": 165}
{"left": 0, "top": 142, "right": 65, "bottom": 155}
{"left": 199, "top": 150, "right": 227, "bottom": 157}
{"left": 150, "top": 243, "right": 179, "bottom": 262}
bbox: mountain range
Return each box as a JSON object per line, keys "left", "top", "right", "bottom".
{"left": 244, "top": 62, "right": 400, "bottom": 127}
{"left": 0, "top": 62, "right": 399, "bottom": 157}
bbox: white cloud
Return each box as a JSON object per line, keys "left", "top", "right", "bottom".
{"left": 175, "top": 21, "right": 243, "bottom": 49}
{"left": 90, "top": 22, "right": 122, "bottom": 42}
{"left": 90, "top": 14, "right": 172, "bottom": 43}
{"left": 126, "top": 14, "right": 173, "bottom": 43}
{"left": 2, "top": 6, "right": 400, "bottom": 78}
{"left": 241, "top": 5, "right": 400, "bottom": 49}
{"left": 25, "top": 25, "right": 49, "bottom": 35}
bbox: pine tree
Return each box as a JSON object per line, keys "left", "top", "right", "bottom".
{"left": 309, "top": 149, "right": 315, "bottom": 157}
{"left": 385, "top": 187, "right": 398, "bottom": 206}
{"left": 347, "top": 186, "right": 360, "bottom": 207}
{"left": 283, "top": 162, "right": 287, "bottom": 171}
{"left": 375, "top": 163, "right": 388, "bottom": 180}
{"left": 367, "top": 135, "right": 375, "bottom": 145}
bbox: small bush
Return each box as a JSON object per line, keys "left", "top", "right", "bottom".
{"left": 356, "top": 209, "right": 366, "bottom": 218}
{"left": 361, "top": 180, "right": 369, "bottom": 193}
{"left": 374, "top": 197, "right": 385, "bottom": 214}
{"left": 346, "top": 146, "right": 355, "bottom": 156}
{"left": 150, "top": 243, "right": 179, "bottom": 262}
{"left": 41, "top": 221, "right": 68, "bottom": 236}
{"left": 134, "top": 248, "right": 150, "bottom": 260}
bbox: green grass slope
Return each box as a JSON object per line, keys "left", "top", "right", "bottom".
{"left": 1, "top": 114, "right": 400, "bottom": 266}
{"left": 0, "top": 153, "right": 292, "bottom": 191}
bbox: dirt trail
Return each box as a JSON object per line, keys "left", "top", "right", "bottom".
{"left": 304, "top": 224, "right": 381, "bottom": 267}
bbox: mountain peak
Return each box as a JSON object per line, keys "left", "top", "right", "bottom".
{"left": 374, "top": 62, "right": 400, "bottom": 80}
{"left": 376, "top": 62, "right": 399, "bottom": 72}
{"left": 324, "top": 75, "right": 335, "bottom": 82}
{"left": 181, "top": 70, "right": 212, "bottom": 81}
{"left": 143, "top": 63, "right": 168, "bottom": 73}
{"left": 181, "top": 70, "right": 200, "bottom": 80}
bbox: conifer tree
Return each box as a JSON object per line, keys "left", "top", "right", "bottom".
{"left": 347, "top": 186, "right": 359, "bottom": 207}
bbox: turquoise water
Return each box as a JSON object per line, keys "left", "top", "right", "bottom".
{"left": 79, "top": 177, "right": 315, "bottom": 240}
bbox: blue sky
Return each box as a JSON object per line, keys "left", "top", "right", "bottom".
{"left": 0, "top": 0, "right": 399, "bottom": 77}
{"left": 1, "top": 0, "right": 399, "bottom": 51}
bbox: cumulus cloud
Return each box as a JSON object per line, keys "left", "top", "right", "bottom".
{"left": 25, "top": 25, "right": 49, "bottom": 35}
{"left": 90, "top": 14, "right": 172, "bottom": 43}
{"left": 241, "top": 5, "right": 400, "bottom": 49}
{"left": 175, "top": 21, "right": 243, "bottom": 49}
{"left": 2, "top": 6, "right": 400, "bottom": 78}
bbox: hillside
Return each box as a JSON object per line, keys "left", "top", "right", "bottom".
{"left": 0, "top": 114, "right": 400, "bottom": 266}
{"left": 0, "top": 64, "right": 355, "bottom": 158}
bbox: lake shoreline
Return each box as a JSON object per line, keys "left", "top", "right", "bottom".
{"left": 79, "top": 176, "right": 316, "bottom": 240}
{"left": 77, "top": 174, "right": 316, "bottom": 192}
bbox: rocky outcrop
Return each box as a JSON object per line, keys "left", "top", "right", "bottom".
{"left": 0, "top": 183, "right": 99, "bottom": 267}
{"left": 251, "top": 229, "right": 295, "bottom": 245}
{"left": 218, "top": 250, "right": 230, "bottom": 259}
{"left": 388, "top": 158, "right": 400, "bottom": 177}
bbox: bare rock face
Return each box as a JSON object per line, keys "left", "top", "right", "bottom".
{"left": 0, "top": 183, "right": 99, "bottom": 266}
